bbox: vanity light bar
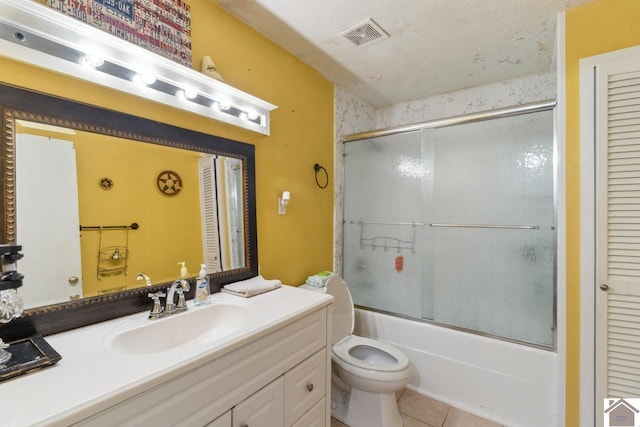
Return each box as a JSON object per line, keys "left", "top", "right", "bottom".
{"left": 0, "top": 0, "right": 277, "bottom": 135}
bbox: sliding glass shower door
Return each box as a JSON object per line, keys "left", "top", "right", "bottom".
{"left": 342, "top": 109, "right": 555, "bottom": 348}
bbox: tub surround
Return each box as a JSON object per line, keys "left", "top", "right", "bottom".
{"left": 333, "top": 73, "right": 559, "bottom": 426}
{"left": 0, "top": 286, "right": 332, "bottom": 426}
{"left": 355, "top": 309, "right": 557, "bottom": 427}
{"left": 333, "top": 73, "right": 556, "bottom": 274}
{"left": 375, "top": 72, "right": 555, "bottom": 129}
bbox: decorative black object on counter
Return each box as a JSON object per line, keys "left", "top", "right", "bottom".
{"left": 0, "top": 335, "right": 62, "bottom": 382}
{"left": 0, "top": 244, "right": 23, "bottom": 291}
{"left": 0, "top": 244, "right": 62, "bottom": 380}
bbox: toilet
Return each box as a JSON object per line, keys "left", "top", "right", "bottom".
{"left": 301, "top": 275, "right": 411, "bottom": 427}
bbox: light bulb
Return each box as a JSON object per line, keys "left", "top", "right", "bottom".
{"left": 213, "top": 98, "right": 231, "bottom": 110}
{"left": 176, "top": 87, "right": 198, "bottom": 100}
{"left": 132, "top": 72, "right": 156, "bottom": 86}
{"left": 183, "top": 87, "right": 198, "bottom": 99}
{"left": 79, "top": 54, "right": 104, "bottom": 68}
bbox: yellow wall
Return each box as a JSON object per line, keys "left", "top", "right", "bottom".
{"left": 2, "top": 0, "right": 334, "bottom": 286}
{"left": 15, "top": 125, "right": 204, "bottom": 295}
{"left": 74, "top": 132, "right": 203, "bottom": 295}
{"left": 566, "top": 0, "right": 640, "bottom": 424}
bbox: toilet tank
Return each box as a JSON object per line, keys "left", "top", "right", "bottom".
{"left": 299, "top": 275, "right": 355, "bottom": 345}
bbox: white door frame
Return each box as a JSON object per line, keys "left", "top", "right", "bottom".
{"left": 556, "top": 13, "right": 567, "bottom": 426}
{"left": 579, "top": 52, "right": 597, "bottom": 427}
{"left": 579, "top": 44, "right": 640, "bottom": 427}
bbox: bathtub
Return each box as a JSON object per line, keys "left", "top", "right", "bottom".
{"left": 354, "top": 308, "right": 558, "bottom": 427}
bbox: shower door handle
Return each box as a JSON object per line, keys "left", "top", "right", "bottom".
{"left": 599, "top": 283, "right": 609, "bottom": 291}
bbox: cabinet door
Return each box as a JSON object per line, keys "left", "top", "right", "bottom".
{"left": 284, "top": 349, "right": 326, "bottom": 425}
{"left": 206, "top": 410, "right": 232, "bottom": 427}
{"left": 233, "top": 377, "right": 284, "bottom": 427}
{"left": 290, "top": 398, "right": 325, "bottom": 427}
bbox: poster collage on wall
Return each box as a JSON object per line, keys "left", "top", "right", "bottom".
{"left": 48, "top": 0, "right": 192, "bottom": 67}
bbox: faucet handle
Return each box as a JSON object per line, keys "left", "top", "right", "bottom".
{"left": 179, "top": 278, "right": 190, "bottom": 293}
{"left": 175, "top": 289, "right": 188, "bottom": 311}
{"left": 175, "top": 281, "right": 190, "bottom": 311}
{"left": 137, "top": 273, "right": 153, "bottom": 287}
{"left": 147, "top": 291, "right": 165, "bottom": 320}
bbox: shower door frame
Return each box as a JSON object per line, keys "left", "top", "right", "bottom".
{"left": 341, "top": 99, "right": 559, "bottom": 351}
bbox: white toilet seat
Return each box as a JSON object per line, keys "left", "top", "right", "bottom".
{"left": 332, "top": 335, "right": 409, "bottom": 372}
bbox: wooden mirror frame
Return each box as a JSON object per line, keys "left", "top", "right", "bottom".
{"left": 0, "top": 83, "right": 258, "bottom": 341}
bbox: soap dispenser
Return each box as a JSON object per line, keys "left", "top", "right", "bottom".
{"left": 176, "top": 261, "right": 190, "bottom": 310}
{"left": 194, "top": 263, "right": 210, "bottom": 305}
{"left": 178, "top": 261, "right": 188, "bottom": 281}
{"left": 177, "top": 261, "right": 189, "bottom": 289}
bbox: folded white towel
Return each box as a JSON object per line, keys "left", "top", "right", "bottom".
{"left": 305, "top": 271, "right": 334, "bottom": 288}
{"left": 222, "top": 275, "right": 282, "bottom": 298}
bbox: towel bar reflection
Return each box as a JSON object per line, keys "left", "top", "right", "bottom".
{"left": 429, "top": 223, "right": 540, "bottom": 230}
{"left": 79, "top": 222, "right": 139, "bottom": 231}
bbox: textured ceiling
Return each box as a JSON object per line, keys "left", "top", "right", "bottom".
{"left": 214, "top": 0, "right": 595, "bottom": 107}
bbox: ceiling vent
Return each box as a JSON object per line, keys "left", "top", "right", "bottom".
{"left": 339, "top": 18, "right": 389, "bottom": 47}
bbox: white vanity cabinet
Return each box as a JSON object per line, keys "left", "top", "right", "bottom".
{"left": 74, "top": 305, "right": 331, "bottom": 427}
{"left": 211, "top": 348, "right": 326, "bottom": 427}
{"left": 226, "top": 347, "right": 327, "bottom": 427}
{"left": 208, "top": 411, "right": 232, "bottom": 427}
{"left": 232, "top": 377, "right": 284, "bottom": 426}
{"left": 284, "top": 348, "right": 327, "bottom": 425}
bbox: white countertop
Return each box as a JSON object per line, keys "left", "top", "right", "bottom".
{"left": 0, "top": 285, "right": 332, "bottom": 427}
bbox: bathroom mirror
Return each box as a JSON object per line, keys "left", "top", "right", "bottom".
{"left": 0, "top": 83, "right": 258, "bottom": 340}
{"left": 15, "top": 121, "right": 246, "bottom": 309}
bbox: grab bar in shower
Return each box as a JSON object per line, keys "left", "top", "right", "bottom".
{"left": 349, "top": 220, "right": 426, "bottom": 226}
{"left": 429, "top": 223, "right": 540, "bottom": 230}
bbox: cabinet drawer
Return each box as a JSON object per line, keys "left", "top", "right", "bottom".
{"left": 233, "top": 377, "right": 284, "bottom": 427}
{"left": 284, "top": 349, "right": 326, "bottom": 425}
{"left": 291, "top": 398, "right": 326, "bottom": 427}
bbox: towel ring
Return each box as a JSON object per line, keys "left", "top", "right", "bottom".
{"left": 314, "top": 163, "right": 328, "bottom": 189}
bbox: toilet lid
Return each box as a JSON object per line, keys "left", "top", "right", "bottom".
{"left": 325, "top": 275, "right": 355, "bottom": 345}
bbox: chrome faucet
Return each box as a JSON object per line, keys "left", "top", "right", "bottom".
{"left": 136, "top": 272, "right": 152, "bottom": 287}
{"left": 164, "top": 279, "right": 190, "bottom": 315}
{"left": 142, "top": 273, "right": 190, "bottom": 319}
{"left": 147, "top": 291, "right": 165, "bottom": 320}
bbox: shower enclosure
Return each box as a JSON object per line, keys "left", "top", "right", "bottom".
{"left": 342, "top": 103, "right": 556, "bottom": 348}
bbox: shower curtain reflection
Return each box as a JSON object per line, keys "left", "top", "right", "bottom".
{"left": 342, "top": 109, "right": 555, "bottom": 348}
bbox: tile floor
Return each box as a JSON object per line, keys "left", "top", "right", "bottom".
{"left": 330, "top": 389, "right": 503, "bottom": 427}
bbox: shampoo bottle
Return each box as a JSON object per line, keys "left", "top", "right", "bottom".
{"left": 194, "top": 263, "right": 210, "bottom": 305}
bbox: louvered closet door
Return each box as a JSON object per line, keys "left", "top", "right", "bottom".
{"left": 199, "top": 155, "right": 222, "bottom": 272}
{"left": 596, "top": 61, "right": 640, "bottom": 407}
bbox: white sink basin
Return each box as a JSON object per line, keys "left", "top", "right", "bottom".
{"left": 104, "top": 300, "right": 253, "bottom": 355}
